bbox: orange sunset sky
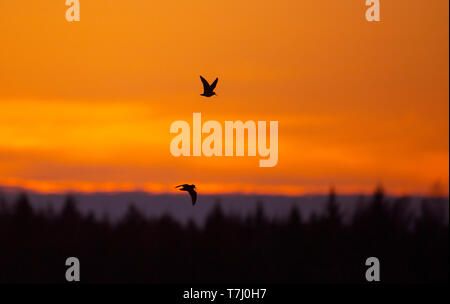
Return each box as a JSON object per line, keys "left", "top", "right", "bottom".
{"left": 0, "top": 0, "right": 448, "bottom": 195}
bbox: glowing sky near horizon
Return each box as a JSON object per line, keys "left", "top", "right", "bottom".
{"left": 0, "top": 0, "right": 448, "bottom": 195}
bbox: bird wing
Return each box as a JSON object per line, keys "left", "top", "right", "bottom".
{"left": 210, "top": 78, "right": 218, "bottom": 90}
{"left": 200, "top": 75, "right": 211, "bottom": 92}
{"left": 187, "top": 189, "right": 197, "bottom": 205}
{"left": 176, "top": 184, "right": 188, "bottom": 188}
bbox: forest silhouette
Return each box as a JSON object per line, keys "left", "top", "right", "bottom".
{"left": 0, "top": 188, "right": 447, "bottom": 283}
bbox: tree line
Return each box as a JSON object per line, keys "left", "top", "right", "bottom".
{"left": 0, "top": 189, "right": 447, "bottom": 283}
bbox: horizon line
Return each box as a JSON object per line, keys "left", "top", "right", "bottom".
{"left": 1, "top": 183, "right": 448, "bottom": 199}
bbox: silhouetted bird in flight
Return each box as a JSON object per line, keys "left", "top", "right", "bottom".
{"left": 176, "top": 184, "right": 197, "bottom": 205}
{"left": 200, "top": 76, "right": 218, "bottom": 97}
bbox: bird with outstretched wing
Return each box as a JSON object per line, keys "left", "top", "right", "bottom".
{"left": 175, "top": 184, "right": 197, "bottom": 205}
{"left": 200, "top": 76, "right": 218, "bottom": 97}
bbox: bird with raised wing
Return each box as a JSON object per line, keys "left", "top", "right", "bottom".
{"left": 175, "top": 184, "right": 197, "bottom": 205}
{"left": 200, "top": 76, "right": 218, "bottom": 97}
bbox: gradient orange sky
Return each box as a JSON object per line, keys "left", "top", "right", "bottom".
{"left": 0, "top": 0, "right": 448, "bottom": 195}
